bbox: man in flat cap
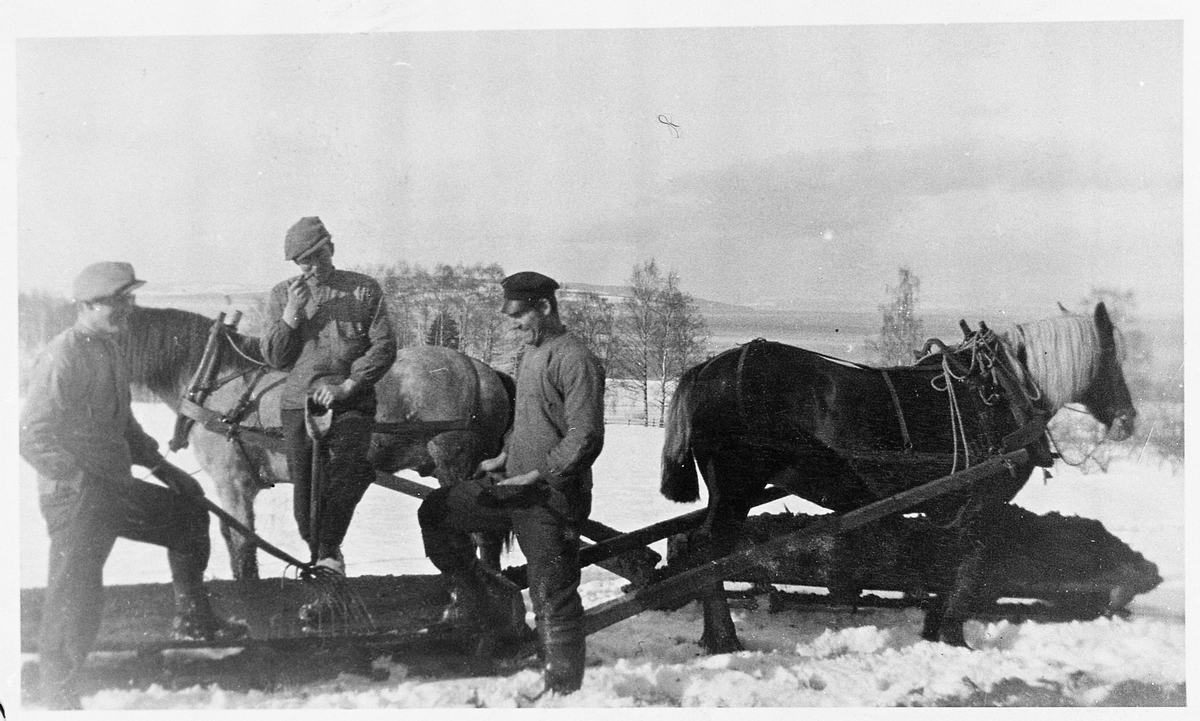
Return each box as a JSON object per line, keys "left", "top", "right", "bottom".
{"left": 261, "top": 217, "right": 396, "bottom": 576}
{"left": 418, "top": 270, "right": 605, "bottom": 696}
{"left": 20, "top": 262, "right": 246, "bottom": 710}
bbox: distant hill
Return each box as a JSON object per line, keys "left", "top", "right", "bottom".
{"left": 560, "top": 282, "right": 753, "bottom": 313}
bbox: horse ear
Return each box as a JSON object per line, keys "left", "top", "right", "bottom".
{"left": 1094, "top": 302, "right": 1113, "bottom": 334}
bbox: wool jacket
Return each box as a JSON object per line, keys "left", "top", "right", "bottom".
{"left": 506, "top": 330, "right": 606, "bottom": 489}
{"left": 20, "top": 327, "right": 164, "bottom": 495}
{"left": 262, "top": 269, "right": 397, "bottom": 412}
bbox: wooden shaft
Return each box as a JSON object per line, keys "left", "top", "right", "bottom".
{"left": 186, "top": 313, "right": 227, "bottom": 400}
{"left": 582, "top": 448, "right": 1030, "bottom": 636}
{"left": 578, "top": 486, "right": 789, "bottom": 568}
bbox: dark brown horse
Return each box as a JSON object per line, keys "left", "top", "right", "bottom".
{"left": 21, "top": 298, "right": 514, "bottom": 580}
{"left": 660, "top": 303, "right": 1136, "bottom": 652}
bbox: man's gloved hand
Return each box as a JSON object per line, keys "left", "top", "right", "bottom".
{"left": 478, "top": 470, "right": 551, "bottom": 510}
{"left": 150, "top": 460, "right": 206, "bottom": 498}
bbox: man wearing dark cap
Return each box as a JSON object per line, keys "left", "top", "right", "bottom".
{"left": 21, "top": 262, "right": 246, "bottom": 710}
{"left": 261, "top": 217, "right": 396, "bottom": 576}
{"left": 417, "top": 270, "right": 605, "bottom": 696}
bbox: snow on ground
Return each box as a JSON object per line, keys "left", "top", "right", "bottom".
{"left": 18, "top": 408, "right": 1189, "bottom": 710}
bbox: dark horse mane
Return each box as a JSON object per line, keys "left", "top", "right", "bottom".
{"left": 121, "top": 306, "right": 264, "bottom": 400}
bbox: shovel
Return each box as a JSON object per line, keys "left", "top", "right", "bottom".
{"left": 305, "top": 398, "right": 334, "bottom": 564}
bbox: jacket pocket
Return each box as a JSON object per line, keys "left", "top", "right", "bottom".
{"left": 39, "top": 477, "right": 85, "bottom": 534}
{"left": 334, "top": 321, "right": 368, "bottom": 361}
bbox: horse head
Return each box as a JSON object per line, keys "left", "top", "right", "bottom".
{"left": 1079, "top": 302, "right": 1137, "bottom": 441}
{"left": 1007, "top": 302, "right": 1136, "bottom": 442}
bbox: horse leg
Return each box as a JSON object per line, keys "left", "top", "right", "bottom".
{"left": 193, "top": 432, "right": 263, "bottom": 580}
{"left": 688, "top": 453, "right": 759, "bottom": 654}
{"left": 922, "top": 501, "right": 994, "bottom": 647}
{"left": 827, "top": 517, "right": 904, "bottom": 610}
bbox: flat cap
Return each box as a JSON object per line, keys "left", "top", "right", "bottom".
{"left": 284, "top": 216, "right": 332, "bottom": 261}
{"left": 501, "top": 271, "right": 559, "bottom": 310}
{"left": 73, "top": 261, "right": 146, "bottom": 303}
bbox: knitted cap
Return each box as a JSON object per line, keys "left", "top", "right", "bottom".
{"left": 284, "top": 216, "right": 332, "bottom": 261}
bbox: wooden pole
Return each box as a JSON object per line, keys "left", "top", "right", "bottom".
{"left": 582, "top": 448, "right": 1030, "bottom": 636}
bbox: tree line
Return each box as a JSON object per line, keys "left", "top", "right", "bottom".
{"left": 354, "top": 259, "right": 710, "bottom": 426}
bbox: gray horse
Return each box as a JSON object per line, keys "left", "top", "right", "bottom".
{"left": 22, "top": 298, "right": 513, "bottom": 580}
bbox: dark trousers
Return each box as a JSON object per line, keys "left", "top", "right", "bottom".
{"left": 37, "top": 477, "right": 210, "bottom": 707}
{"left": 281, "top": 408, "right": 375, "bottom": 553}
{"left": 417, "top": 477, "right": 590, "bottom": 650}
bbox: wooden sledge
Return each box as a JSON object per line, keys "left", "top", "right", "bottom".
{"left": 20, "top": 575, "right": 463, "bottom": 654}
{"left": 21, "top": 447, "right": 1162, "bottom": 656}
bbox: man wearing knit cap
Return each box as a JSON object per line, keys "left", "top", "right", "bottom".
{"left": 21, "top": 262, "right": 247, "bottom": 710}
{"left": 261, "top": 217, "right": 396, "bottom": 577}
{"left": 418, "top": 270, "right": 605, "bottom": 697}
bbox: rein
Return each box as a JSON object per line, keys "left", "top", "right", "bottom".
{"left": 923, "top": 321, "right": 1051, "bottom": 473}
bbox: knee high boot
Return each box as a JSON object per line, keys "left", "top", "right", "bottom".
{"left": 169, "top": 547, "right": 248, "bottom": 642}
{"left": 528, "top": 557, "right": 586, "bottom": 695}
{"left": 539, "top": 619, "right": 586, "bottom": 694}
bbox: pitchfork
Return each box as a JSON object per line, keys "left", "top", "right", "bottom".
{"left": 150, "top": 459, "right": 343, "bottom": 582}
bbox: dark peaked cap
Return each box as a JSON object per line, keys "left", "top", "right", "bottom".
{"left": 500, "top": 271, "right": 560, "bottom": 314}
{"left": 501, "top": 271, "right": 559, "bottom": 303}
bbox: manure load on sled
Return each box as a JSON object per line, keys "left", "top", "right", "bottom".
{"left": 20, "top": 499, "right": 1160, "bottom": 654}
{"left": 690, "top": 504, "right": 1161, "bottom": 617}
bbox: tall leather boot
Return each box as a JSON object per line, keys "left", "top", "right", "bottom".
{"left": 539, "top": 619, "right": 586, "bottom": 695}
{"left": 172, "top": 587, "right": 249, "bottom": 643}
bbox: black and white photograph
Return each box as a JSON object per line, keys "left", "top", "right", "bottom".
{"left": 5, "top": 0, "right": 1193, "bottom": 712}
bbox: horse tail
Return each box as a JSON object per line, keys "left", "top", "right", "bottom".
{"left": 661, "top": 362, "right": 703, "bottom": 503}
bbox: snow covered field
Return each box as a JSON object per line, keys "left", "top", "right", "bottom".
{"left": 18, "top": 404, "right": 1188, "bottom": 709}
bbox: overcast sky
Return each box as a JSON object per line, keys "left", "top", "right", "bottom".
{"left": 8, "top": 4, "right": 1190, "bottom": 318}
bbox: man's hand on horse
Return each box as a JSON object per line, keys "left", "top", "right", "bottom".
{"left": 150, "top": 459, "right": 206, "bottom": 498}
{"left": 310, "top": 378, "right": 356, "bottom": 408}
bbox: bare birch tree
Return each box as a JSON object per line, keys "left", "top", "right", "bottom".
{"left": 869, "top": 266, "right": 924, "bottom": 366}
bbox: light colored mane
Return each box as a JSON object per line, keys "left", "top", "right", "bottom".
{"left": 1000, "top": 314, "right": 1100, "bottom": 412}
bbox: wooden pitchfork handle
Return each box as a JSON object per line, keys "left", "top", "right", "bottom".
{"left": 152, "top": 459, "right": 324, "bottom": 578}
{"left": 305, "top": 400, "right": 334, "bottom": 562}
